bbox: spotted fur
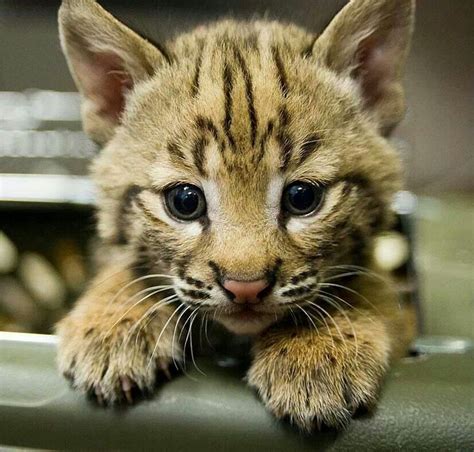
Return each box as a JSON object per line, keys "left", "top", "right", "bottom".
{"left": 56, "top": 0, "right": 416, "bottom": 431}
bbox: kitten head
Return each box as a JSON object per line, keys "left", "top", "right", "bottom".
{"left": 60, "top": 0, "right": 414, "bottom": 335}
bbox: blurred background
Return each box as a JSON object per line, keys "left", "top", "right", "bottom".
{"left": 0, "top": 1, "right": 472, "bottom": 338}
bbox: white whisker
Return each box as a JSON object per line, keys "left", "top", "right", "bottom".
{"left": 104, "top": 287, "right": 174, "bottom": 338}
{"left": 319, "top": 282, "right": 381, "bottom": 313}
{"left": 318, "top": 288, "right": 377, "bottom": 324}
{"left": 314, "top": 295, "right": 359, "bottom": 358}
{"left": 188, "top": 310, "right": 206, "bottom": 376}
{"left": 125, "top": 296, "right": 178, "bottom": 349}
{"left": 106, "top": 273, "right": 174, "bottom": 308}
{"left": 171, "top": 305, "right": 193, "bottom": 371}
{"left": 301, "top": 302, "right": 335, "bottom": 349}
{"left": 147, "top": 303, "right": 185, "bottom": 371}
{"left": 307, "top": 301, "right": 348, "bottom": 352}
{"left": 204, "top": 311, "right": 212, "bottom": 347}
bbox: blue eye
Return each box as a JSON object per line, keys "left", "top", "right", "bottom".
{"left": 282, "top": 182, "right": 325, "bottom": 216}
{"left": 165, "top": 184, "right": 206, "bottom": 221}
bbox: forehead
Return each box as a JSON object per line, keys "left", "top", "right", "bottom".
{"left": 125, "top": 25, "right": 360, "bottom": 192}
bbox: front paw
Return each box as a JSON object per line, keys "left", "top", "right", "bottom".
{"left": 56, "top": 308, "right": 181, "bottom": 405}
{"left": 247, "top": 328, "right": 390, "bottom": 431}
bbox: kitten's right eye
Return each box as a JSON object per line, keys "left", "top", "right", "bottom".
{"left": 282, "top": 181, "right": 325, "bottom": 216}
{"left": 164, "top": 184, "right": 206, "bottom": 221}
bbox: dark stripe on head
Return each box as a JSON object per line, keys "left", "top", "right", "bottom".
{"left": 279, "top": 106, "right": 290, "bottom": 127}
{"left": 191, "top": 136, "right": 208, "bottom": 177}
{"left": 191, "top": 41, "right": 204, "bottom": 97}
{"left": 255, "top": 119, "right": 274, "bottom": 163}
{"left": 278, "top": 131, "right": 293, "bottom": 172}
{"left": 167, "top": 141, "right": 187, "bottom": 165}
{"left": 194, "top": 116, "right": 227, "bottom": 164}
{"left": 196, "top": 116, "right": 219, "bottom": 142}
{"left": 299, "top": 134, "right": 323, "bottom": 164}
{"left": 234, "top": 47, "right": 258, "bottom": 147}
{"left": 272, "top": 46, "right": 289, "bottom": 97}
{"left": 222, "top": 61, "right": 236, "bottom": 149}
{"left": 115, "top": 185, "right": 143, "bottom": 244}
{"left": 277, "top": 107, "right": 293, "bottom": 171}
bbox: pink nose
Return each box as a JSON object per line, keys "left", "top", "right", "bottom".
{"left": 223, "top": 279, "right": 269, "bottom": 304}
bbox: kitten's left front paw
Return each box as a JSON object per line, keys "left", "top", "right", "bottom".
{"left": 247, "top": 329, "right": 390, "bottom": 431}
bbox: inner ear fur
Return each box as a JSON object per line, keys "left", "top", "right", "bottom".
{"left": 59, "top": 0, "right": 169, "bottom": 144}
{"left": 312, "top": 0, "right": 415, "bottom": 134}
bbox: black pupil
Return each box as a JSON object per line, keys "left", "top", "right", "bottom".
{"left": 286, "top": 183, "right": 317, "bottom": 214}
{"left": 173, "top": 186, "right": 200, "bottom": 216}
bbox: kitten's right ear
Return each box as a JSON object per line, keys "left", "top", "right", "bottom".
{"left": 312, "top": 0, "right": 414, "bottom": 135}
{"left": 59, "top": 0, "right": 169, "bottom": 144}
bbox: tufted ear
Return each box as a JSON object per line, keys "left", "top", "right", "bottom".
{"left": 59, "top": 0, "right": 169, "bottom": 144}
{"left": 313, "top": 0, "right": 415, "bottom": 134}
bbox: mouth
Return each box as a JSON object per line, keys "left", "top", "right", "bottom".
{"left": 226, "top": 306, "right": 267, "bottom": 321}
{"left": 215, "top": 304, "right": 281, "bottom": 335}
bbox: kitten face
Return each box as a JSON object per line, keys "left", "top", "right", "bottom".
{"left": 60, "top": 1, "right": 411, "bottom": 335}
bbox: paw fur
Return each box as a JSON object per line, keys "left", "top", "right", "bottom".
{"left": 57, "top": 314, "right": 180, "bottom": 405}
{"left": 247, "top": 330, "right": 389, "bottom": 431}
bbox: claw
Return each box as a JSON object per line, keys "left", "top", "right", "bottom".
{"left": 160, "top": 361, "right": 172, "bottom": 380}
{"left": 95, "top": 386, "right": 105, "bottom": 406}
{"left": 63, "top": 371, "right": 73, "bottom": 380}
{"left": 120, "top": 376, "right": 134, "bottom": 404}
{"left": 63, "top": 371, "right": 75, "bottom": 388}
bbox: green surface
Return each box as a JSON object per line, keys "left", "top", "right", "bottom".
{"left": 0, "top": 334, "right": 473, "bottom": 451}
{"left": 416, "top": 194, "right": 474, "bottom": 338}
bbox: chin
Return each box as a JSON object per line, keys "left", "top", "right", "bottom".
{"left": 216, "top": 312, "right": 278, "bottom": 336}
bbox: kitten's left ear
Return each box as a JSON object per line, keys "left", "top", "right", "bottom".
{"left": 59, "top": 0, "right": 169, "bottom": 144}
{"left": 312, "top": 0, "right": 415, "bottom": 134}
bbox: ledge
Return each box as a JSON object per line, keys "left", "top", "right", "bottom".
{"left": 1, "top": 332, "right": 473, "bottom": 451}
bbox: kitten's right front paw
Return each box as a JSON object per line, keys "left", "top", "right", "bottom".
{"left": 56, "top": 312, "right": 181, "bottom": 405}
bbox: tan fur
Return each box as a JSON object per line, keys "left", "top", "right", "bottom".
{"left": 56, "top": 0, "right": 416, "bottom": 430}
{"left": 248, "top": 272, "right": 417, "bottom": 430}
{"left": 56, "top": 261, "right": 180, "bottom": 402}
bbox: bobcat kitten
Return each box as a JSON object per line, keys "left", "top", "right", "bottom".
{"left": 56, "top": 0, "right": 416, "bottom": 431}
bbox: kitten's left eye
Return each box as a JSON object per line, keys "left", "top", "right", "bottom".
{"left": 165, "top": 184, "right": 206, "bottom": 221}
{"left": 282, "top": 181, "right": 325, "bottom": 216}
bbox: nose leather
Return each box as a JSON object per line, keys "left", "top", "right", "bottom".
{"left": 223, "top": 279, "right": 269, "bottom": 304}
